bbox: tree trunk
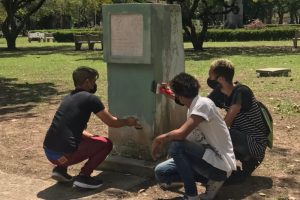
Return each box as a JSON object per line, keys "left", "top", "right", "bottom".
{"left": 183, "top": 21, "right": 202, "bottom": 51}
{"left": 198, "top": 14, "right": 209, "bottom": 50}
{"left": 278, "top": 12, "right": 284, "bottom": 24}
{"left": 183, "top": 25, "right": 202, "bottom": 50}
{"left": 2, "top": 0, "right": 46, "bottom": 50}
{"left": 289, "top": 7, "right": 296, "bottom": 24}
{"left": 266, "top": 5, "right": 273, "bottom": 24}
{"left": 294, "top": 13, "right": 299, "bottom": 24}
{"left": 183, "top": 13, "right": 210, "bottom": 51}
{"left": 2, "top": 16, "right": 19, "bottom": 50}
{"left": 6, "top": 36, "right": 17, "bottom": 50}
{"left": 224, "top": 0, "right": 244, "bottom": 28}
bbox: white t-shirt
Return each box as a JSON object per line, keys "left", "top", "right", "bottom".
{"left": 186, "top": 96, "right": 236, "bottom": 176}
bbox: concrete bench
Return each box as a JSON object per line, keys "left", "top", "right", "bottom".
{"left": 43, "top": 33, "right": 54, "bottom": 42}
{"left": 28, "top": 32, "right": 44, "bottom": 43}
{"left": 74, "top": 34, "right": 103, "bottom": 50}
{"left": 256, "top": 68, "right": 291, "bottom": 77}
{"left": 292, "top": 30, "right": 300, "bottom": 48}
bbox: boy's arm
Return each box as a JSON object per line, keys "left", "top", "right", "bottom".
{"left": 224, "top": 104, "right": 241, "bottom": 127}
{"left": 151, "top": 114, "right": 205, "bottom": 160}
{"left": 95, "top": 108, "right": 139, "bottom": 128}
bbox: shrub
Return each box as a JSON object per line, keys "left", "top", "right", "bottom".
{"left": 34, "top": 26, "right": 299, "bottom": 43}
{"left": 205, "top": 28, "right": 297, "bottom": 41}
{"left": 183, "top": 26, "right": 299, "bottom": 42}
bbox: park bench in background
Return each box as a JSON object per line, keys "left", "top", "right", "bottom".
{"left": 28, "top": 32, "right": 44, "bottom": 42}
{"left": 28, "top": 32, "right": 54, "bottom": 43}
{"left": 292, "top": 30, "right": 300, "bottom": 48}
{"left": 43, "top": 33, "right": 54, "bottom": 42}
{"left": 74, "top": 34, "right": 103, "bottom": 50}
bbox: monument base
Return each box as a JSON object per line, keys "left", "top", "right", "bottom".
{"left": 98, "top": 155, "right": 162, "bottom": 178}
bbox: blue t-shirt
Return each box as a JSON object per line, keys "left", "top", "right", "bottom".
{"left": 44, "top": 147, "right": 63, "bottom": 160}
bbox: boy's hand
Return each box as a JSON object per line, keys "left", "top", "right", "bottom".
{"left": 151, "top": 134, "right": 167, "bottom": 160}
{"left": 151, "top": 138, "right": 162, "bottom": 160}
{"left": 159, "top": 83, "right": 175, "bottom": 99}
{"left": 125, "top": 117, "right": 142, "bottom": 129}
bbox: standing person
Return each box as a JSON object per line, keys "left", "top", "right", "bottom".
{"left": 207, "top": 59, "right": 268, "bottom": 183}
{"left": 152, "top": 73, "right": 236, "bottom": 200}
{"left": 43, "top": 66, "right": 139, "bottom": 189}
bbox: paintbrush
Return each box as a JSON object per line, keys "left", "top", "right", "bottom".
{"left": 151, "top": 81, "right": 174, "bottom": 96}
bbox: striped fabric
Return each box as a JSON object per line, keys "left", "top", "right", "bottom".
{"left": 227, "top": 96, "right": 268, "bottom": 161}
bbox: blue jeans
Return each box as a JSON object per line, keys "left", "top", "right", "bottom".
{"left": 154, "top": 140, "right": 227, "bottom": 196}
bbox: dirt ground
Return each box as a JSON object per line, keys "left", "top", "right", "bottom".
{"left": 0, "top": 91, "right": 299, "bottom": 200}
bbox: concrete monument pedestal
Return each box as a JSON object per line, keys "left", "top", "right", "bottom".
{"left": 100, "top": 3, "right": 185, "bottom": 177}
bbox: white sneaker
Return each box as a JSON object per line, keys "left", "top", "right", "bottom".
{"left": 159, "top": 182, "right": 183, "bottom": 190}
{"left": 199, "top": 180, "right": 224, "bottom": 200}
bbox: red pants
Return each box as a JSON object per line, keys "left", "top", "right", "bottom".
{"left": 49, "top": 136, "right": 113, "bottom": 176}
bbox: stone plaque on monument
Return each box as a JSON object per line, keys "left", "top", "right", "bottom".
{"left": 103, "top": 5, "right": 151, "bottom": 64}
{"left": 111, "top": 14, "right": 143, "bottom": 57}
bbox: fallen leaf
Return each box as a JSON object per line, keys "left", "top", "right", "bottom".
{"left": 138, "top": 189, "right": 146, "bottom": 193}
{"left": 259, "top": 192, "right": 266, "bottom": 196}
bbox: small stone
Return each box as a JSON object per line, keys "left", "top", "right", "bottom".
{"left": 138, "top": 189, "right": 146, "bottom": 193}
{"left": 259, "top": 192, "right": 266, "bottom": 196}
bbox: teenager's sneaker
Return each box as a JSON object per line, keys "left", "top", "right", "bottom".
{"left": 51, "top": 166, "right": 73, "bottom": 183}
{"left": 159, "top": 182, "right": 183, "bottom": 190}
{"left": 199, "top": 180, "right": 224, "bottom": 200}
{"left": 73, "top": 175, "right": 103, "bottom": 189}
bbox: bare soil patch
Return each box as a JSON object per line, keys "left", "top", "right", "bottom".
{"left": 0, "top": 92, "right": 299, "bottom": 200}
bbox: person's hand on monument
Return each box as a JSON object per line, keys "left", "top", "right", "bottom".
{"left": 125, "top": 117, "right": 142, "bottom": 129}
{"left": 151, "top": 134, "right": 166, "bottom": 160}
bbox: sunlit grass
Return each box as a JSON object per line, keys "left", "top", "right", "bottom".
{"left": 1, "top": 37, "right": 299, "bottom": 114}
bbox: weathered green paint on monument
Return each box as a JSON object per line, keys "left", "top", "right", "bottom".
{"left": 103, "top": 4, "right": 185, "bottom": 161}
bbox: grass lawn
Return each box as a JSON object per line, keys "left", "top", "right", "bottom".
{"left": 1, "top": 37, "right": 299, "bottom": 114}
{"left": 0, "top": 37, "right": 300, "bottom": 199}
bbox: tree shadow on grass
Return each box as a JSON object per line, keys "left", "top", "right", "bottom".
{"left": 0, "top": 77, "right": 59, "bottom": 121}
{"left": 0, "top": 45, "right": 104, "bottom": 61}
{"left": 185, "top": 46, "right": 300, "bottom": 61}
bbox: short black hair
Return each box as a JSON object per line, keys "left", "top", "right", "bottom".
{"left": 170, "top": 72, "right": 200, "bottom": 98}
{"left": 72, "top": 66, "right": 99, "bottom": 87}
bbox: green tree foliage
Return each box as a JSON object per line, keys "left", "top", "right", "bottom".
{"left": 33, "top": 0, "right": 112, "bottom": 29}
{"left": 167, "top": 0, "right": 238, "bottom": 50}
{"left": 0, "top": 3, "right": 5, "bottom": 24}
{"left": 287, "top": 0, "right": 300, "bottom": 24}
{"left": 1, "top": 0, "right": 46, "bottom": 50}
{"left": 245, "top": 0, "right": 300, "bottom": 24}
